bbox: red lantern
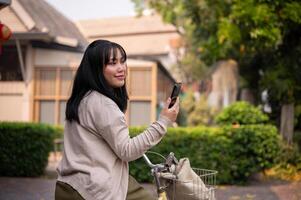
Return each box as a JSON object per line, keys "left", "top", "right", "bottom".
{"left": 0, "top": 23, "right": 12, "bottom": 41}
{"left": 0, "top": 22, "right": 12, "bottom": 54}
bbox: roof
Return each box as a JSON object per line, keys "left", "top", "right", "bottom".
{"left": 0, "top": 0, "right": 11, "bottom": 9}
{"left": 77, "top": 15, "right": 180, "bottom": 55}
{"left": 0, "top": 0, "right": 87, "bottom": 50}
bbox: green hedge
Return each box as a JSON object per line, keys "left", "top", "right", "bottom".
{"left": 0, "top": 121, "right": 281, "bottom": 183}
{"left": 129, "top": 125, "right": 281, "bottom": 184}
{"left": 0, "top": 122, "right": 55, "bottom": 177}
{"left": 215, "top": 101, "right": 269, "bottom": 125}
{"left": 52, "top": 125, "right": 64, "bottom": 140}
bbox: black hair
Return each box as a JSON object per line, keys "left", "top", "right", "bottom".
{"left": 66, "top": 40, "right": 128, "bottom": 123}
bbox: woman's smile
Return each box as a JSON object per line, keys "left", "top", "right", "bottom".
{"left": 115, "top": 74, "right": 125, "bottom": 80}
{"left": 104, "top": 49, "right": 127, "bottom": 88}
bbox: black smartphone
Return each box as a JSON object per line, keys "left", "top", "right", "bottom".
{"left": 168, "top": 82, "right": 182, "bottom": 108}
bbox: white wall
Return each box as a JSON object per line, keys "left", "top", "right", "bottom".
{"left": 0, "top": 82, "right": 25, "bottom": 121}
{"left": 34, "top": 48, "right": 83, "bottom": 67}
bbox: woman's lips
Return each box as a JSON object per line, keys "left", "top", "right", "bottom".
{"left": 115, "top": 75, "right": 125, "bottom": 80}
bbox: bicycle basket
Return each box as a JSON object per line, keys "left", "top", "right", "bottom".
{"left": 159, "top": 158, "right": 217, "bottom": 200}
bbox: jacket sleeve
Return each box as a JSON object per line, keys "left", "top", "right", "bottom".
{"left": 87, "top": 99, "right": 172, "bottom": 162}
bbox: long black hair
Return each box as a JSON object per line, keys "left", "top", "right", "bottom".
{"left": 66, "top": 40, "right": 128, "bottom": 123}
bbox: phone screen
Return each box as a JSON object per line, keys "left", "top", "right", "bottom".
{"left": 168, "top": 83, "right": 182, "bottom": 108}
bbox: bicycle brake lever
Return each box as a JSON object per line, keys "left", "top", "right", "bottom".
{"left": 165, "top": 152, "right": 178, "bottom": 167}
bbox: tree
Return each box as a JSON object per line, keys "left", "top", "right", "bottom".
{"left": 180, "top": 89, "right": 217, "bottom": 126}
{"left": 133, "top": 0, "right": 301, "bottom": 143}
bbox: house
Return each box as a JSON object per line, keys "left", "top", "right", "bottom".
{"left": 0, "top": 0, "right": 175, "bottom": 126}
{"left": 76, "top": 14, "right": 182, "bottom": 81}
{"left": 0, "top": 0, "right": 87, "bottom": 125}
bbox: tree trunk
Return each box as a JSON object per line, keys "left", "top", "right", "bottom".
{"left": 280, "top": 103, "right": 295, "bottom": 145}
{"left": 240, "top": 88, "right": 255, "bottom": 104}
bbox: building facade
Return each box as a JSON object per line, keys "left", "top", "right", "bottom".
{"left": 0, "top": 0, "right": 175, "bottom": 126}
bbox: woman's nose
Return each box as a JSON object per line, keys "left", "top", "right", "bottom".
{"left": 117, "top": 63, "right": 126, "bottom": 72}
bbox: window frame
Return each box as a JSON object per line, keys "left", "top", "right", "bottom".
{"left": 33, "top": 67, "right": 75, "bottom": 125}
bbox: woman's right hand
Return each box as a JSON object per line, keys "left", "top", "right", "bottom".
{"left": 160, "top": 97, "right": 180, "bottom": 122}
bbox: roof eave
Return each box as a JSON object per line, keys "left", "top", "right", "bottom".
{"left": 10, "top": 32, "right": 84, "bottom": 51}
{"left": 11, "top": 32, "right": 52, "bottom": 41}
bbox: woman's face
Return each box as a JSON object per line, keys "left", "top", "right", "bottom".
{"left": 103, "top": 49, "right": 127, "bottom": 88}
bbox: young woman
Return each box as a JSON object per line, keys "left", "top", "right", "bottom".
{"left": 55, "top": 40, "right": 180, "bottom": 200}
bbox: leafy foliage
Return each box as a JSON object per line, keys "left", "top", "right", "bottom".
{"left": 133, "top": 0, "right": 301, "bottom": 113}
{"left": 265, "top": 142, "right": 301, "bottom": 181}
{"left": 0, "top": 122, "right": 55, "bottom": 177}
{"left": 215, "top": 101, "right": 269, "bottom": 125}
{"left": 188, "top": 96, "right": 217, "bottom": 126}
{"left": 129, "top": 125, "right": 281, "bottom": 184}
{"left": 225, "top": 125, "right": 281, "bottom": 182}
{"left": 181, "top": 90, "right": 217, "bottom": 126}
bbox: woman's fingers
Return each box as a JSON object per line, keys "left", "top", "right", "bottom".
{"left": 165, "top": 97, "right": 171, "bottom": 109}
{"left": 174, "top": 98, "right": 180, "bottom": 114}
{"left": 169, "top": 97, "right": 180, "bottom": 111}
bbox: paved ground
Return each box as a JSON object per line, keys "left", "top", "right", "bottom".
{"left": 1, "top": 154, "right": 300, "bottom": 200}
{"left": 1, "top": 176, "right": 300, "bottom": 200}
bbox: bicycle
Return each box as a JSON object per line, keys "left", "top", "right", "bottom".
{"left": 142, "top": 152, "right": 217, "bottom": 200}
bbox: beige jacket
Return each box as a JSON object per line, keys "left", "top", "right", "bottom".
{"left": 57, "top": 91, "right": 171, "bottom": 200}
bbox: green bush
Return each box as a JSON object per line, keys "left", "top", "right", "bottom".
{"left": 181, "top": 90, "right": 217, "bottom": 126}
{"left": 53, "top": 125, "right": 64, "bottom": 140}
{"left": 265, "top": 143, "right": 301, "bottom": 181}
{"left": 0, "top": 122, "right": 55, "bottom": 177}
{"left": 223, "top": 125, "right": 281, "bottom": 183}
{"left": 215, "top": 101, "right": 269, "bottom": 125}
{"left": 277, "top": 142, "right": 300, "bottom": 165}
{"left": 129, "top": 124, "right": 281, "bottom": 184}
{"left": 187, "top": 96, "right": 218, "bottom": 126}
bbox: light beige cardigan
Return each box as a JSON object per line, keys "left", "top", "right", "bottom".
{"left": 57, "top": 91, "right": 171, "bottom": 200}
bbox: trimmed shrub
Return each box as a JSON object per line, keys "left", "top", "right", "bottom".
{"left": 0, "top": 122, "right": 55, "bottom": 177}
{"left": 129, "top": 124, "right": 281, "bottom": 184}
{"left": 223, "top": 125, "right": 281, "bottom": 183}
{"left": 215, "top": 101, "right": 269, "bottom": 125}
{"left": 53, "top": 125, "right": 64, "bottom": 140}
{"left": 51, "top": 125, "right": 64, "bottom": 152}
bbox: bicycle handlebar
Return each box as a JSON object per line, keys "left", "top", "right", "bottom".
{"left": 142, "top": 152, "right": 179, "bottom": 172}
{"left": 142, "top": 154, "right": 165, "bottom": 169}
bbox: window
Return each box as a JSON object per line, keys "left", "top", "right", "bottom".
{"left": 34, "top": 68, "right": 75, "bottom": 125}
{"left": 0, "top": 46, "right": 25, "bottom": 81}
{"left": 34, "top": 65, "right": 157, "bottom": 126}
{"left": 39, "top": 101, "right": 55, "bottom": 124}
{"left": 127, "top": 66, "right": 155, "bottom": 126}
{"left": 129, "top": 68, "right": 152, "bottom": 96}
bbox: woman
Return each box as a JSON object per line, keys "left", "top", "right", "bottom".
{"left": 55, "top": 40, "right": 180, "bottom": 200}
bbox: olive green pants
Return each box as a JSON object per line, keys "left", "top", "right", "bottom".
{"left": 126, "top": 175, "right": 155, "bottom": 200}
{"left": 55, "top": 175, "right": 155, "bottom": 200}
{"left": 55, "top": 181, "right": 84, "bottom": 200}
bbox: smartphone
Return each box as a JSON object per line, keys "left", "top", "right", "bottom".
{"left": 168, "top": 82, "right": 182, "bottom": 108}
